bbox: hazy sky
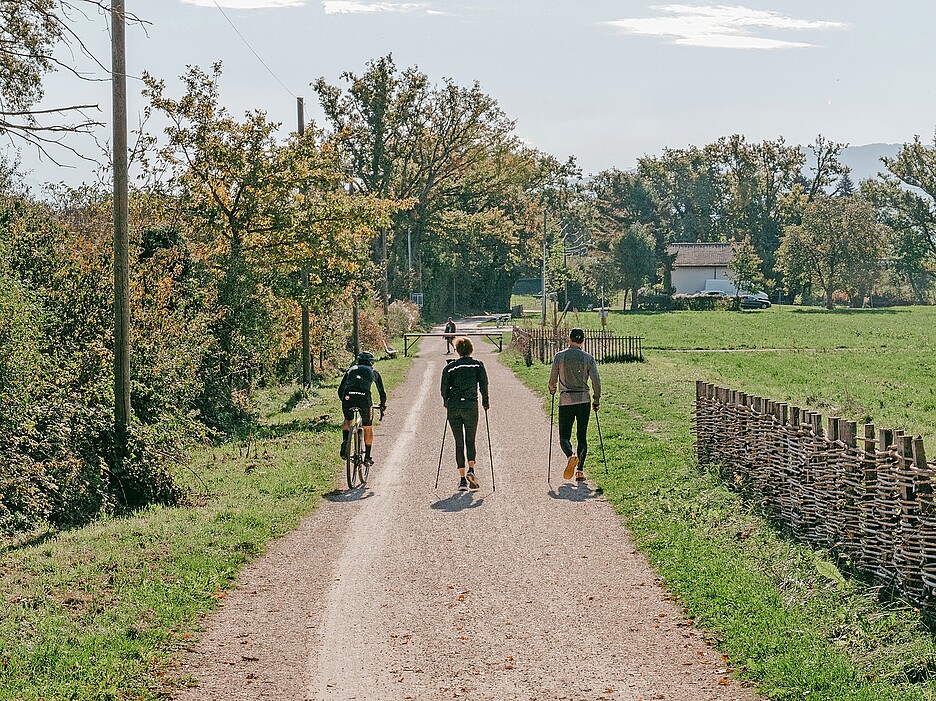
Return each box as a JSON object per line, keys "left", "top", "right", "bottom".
{"left": 14, "top": 1, "right": 936, "bottom": 186}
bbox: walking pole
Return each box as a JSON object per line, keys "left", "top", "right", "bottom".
{"left": 435, "top": 415, "right": 448, "bottom": 489}
{"left": 484, "top": 408, "right": 495, "bottom": 492}
{"left": 548, "top": 393, "right": 555, "bottom": 484}
{"left": 594, "top": 406, "right": 608, "bottom": 474}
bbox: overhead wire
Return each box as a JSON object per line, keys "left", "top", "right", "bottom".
{"left": 210, "top": 0, "right": 298, "bottom": 99}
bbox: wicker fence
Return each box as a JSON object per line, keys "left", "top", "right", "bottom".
{"left": 511, "top": 326, "right": 643, "bottom": 365}
{"left": 694, "top": 381, "right": 936, "bottom": 607}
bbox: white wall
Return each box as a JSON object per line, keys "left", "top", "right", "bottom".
{"left": 672, "top": 266, "right": 733, "bottom": 294}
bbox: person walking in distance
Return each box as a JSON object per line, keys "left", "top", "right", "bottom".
{"left": 441, "top": 337, "right": 490, "bottom": 491}
{"left": 443, "top": 317, "right": 456, "bottom": 354}
{"left": 548, "top": 328, "right": 601, "bottom": 481}
{"left": 338, "top": 351, "right": 387, "bottom": 467}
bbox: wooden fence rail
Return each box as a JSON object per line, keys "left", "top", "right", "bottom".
{"left": 511, "top": 326, "right": 643, "bottom": 365}
{"left": 694, "top": 380, "right": 936, "bottom": 607}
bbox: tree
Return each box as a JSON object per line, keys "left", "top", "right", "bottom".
{"left": 143, "top": 63, "right": 392, "bottom": 388}
{"left": 611, "top": 225, "right": 656, "bottom": 310}
{"left": 859, "top": 133, "right": 936, "bottom": 301}
{"left": 707, "top": 135, "right": 803, "bottom": 279}
{"left": 729, "top": 235, "right": 765, "bottom": 297}
{"left": 804, "top": 134, "right": 849, "bottom": 203}
{"left": 834, "top": 172, "right": 856, "bottom": 197}
{"left": 777, "top": 196, "right": 888, "bottom": 309}
{"left": 315, "top": 55, "right": 518, "bottom": 316}
{"left": 0, "top": 1, "right": 112, "bottom": 160}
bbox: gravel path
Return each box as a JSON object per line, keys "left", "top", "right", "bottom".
{"left": 173, "top": 320, "right": 759, "bottom": 701}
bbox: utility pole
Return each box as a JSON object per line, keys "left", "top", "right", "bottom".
{"left": 297, "top": 97, "right": 311, "bottom": 387}
{"left": 111, "top": 0, "right": 130, "bottom": 469}
{"left": 541, "top": 210, "right": 547, "bottom": 327}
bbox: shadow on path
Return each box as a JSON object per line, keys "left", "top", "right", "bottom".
{"left": 324, "top": 487, "right": 375, "bottom": 503}
{"left": 430, "top": 492, "right": 485, "bottom": 512}
{"left": 547, "top": 483, "right": 596, "bottom": 502}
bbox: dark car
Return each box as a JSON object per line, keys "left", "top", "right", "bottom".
{"left": 739, "top": 294, "right": 771, "bottom": 309}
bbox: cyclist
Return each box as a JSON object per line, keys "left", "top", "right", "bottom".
{"left": 548, "top": 328, "right": 601, "bottom": 481}
{"left": 441, "top": 336, "right": 489, "bottom": 491}
{"left": 338, "top": 351, "right": 387, "bottom": 467}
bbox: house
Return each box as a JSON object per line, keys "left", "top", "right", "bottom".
{"left": 667, "top": 242, "right": 736, "bottom": 295}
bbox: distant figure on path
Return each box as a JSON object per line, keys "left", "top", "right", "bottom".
{"left": 548, "top": 328, "right": 601, "bottom": 481}
{"left": 443, "top": 317, "right": 456, "bottom": 354}
{"left": 441, "top": 337, "right": 490, "bottom": 491}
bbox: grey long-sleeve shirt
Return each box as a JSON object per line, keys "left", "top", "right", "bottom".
{"left": 548, "top": 345, "right": 601, "bottom": 406}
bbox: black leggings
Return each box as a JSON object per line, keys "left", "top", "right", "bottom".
{"left": 558, "top": 402, "right": 590, "bottom": 468}
{"left": 447, "top": 405, "right": 479, "bottom": 471}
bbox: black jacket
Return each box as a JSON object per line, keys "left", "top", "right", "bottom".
{"left": 441, "top": 356, "right": 489, "bottom": 409}
{"left": 338, "top": 364, "right": 387, "bottom": 405}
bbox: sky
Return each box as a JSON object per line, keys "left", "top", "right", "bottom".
{"left": 13, "top": 1, "right": 936, "bottom": 187}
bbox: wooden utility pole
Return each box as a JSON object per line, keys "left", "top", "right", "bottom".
{"left": 297, "top": 97, "right": 311, "bottom": 387}
{"left": 111, "top": 0, "right": 130, "bottom": 468}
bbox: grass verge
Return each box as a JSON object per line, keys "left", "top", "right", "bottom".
{"left": 0, "top": 350, "right": 413, "bottom": 701}
{"left": 502, "top": 338, "right": 936, "bottom": 701}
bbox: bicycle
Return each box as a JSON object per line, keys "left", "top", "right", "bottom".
{"left": 344, "top": 404, "right": 383, "bottom": 489}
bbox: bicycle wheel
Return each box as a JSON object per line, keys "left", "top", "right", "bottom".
{"left": 345, "top": 422, "right": 359, "bottom": 489}
{"left": 358, "top": 427, "right": 370, "bottom": 485}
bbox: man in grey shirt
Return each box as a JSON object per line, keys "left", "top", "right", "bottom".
{"left": 548, "top": 328, "right": 601, "bottom": 481}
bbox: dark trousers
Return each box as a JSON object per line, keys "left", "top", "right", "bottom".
{"left": 447, "top": 405, "right": 479, "bottom": 471}
{"left": 558, "top": 402, "right": 590, "bottom": 468}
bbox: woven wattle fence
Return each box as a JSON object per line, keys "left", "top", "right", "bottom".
{"left": 693, "top": 380, "right": 936, "bottom": 608}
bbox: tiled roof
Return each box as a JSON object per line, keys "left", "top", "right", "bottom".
{"left": 667, "top": 242, "right": 734, "bottom": 267}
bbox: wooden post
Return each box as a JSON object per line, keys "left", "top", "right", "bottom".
{"left": 111, "top": 0, "right": 130, "bottom": 469}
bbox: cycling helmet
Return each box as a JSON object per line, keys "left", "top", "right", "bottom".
{"left": 356, "top": 351, "right": 375, "bottom": 366}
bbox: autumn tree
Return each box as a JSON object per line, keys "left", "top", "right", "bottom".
{"left": 860, "top": 134, "right": 936, "bottom": 302}
{"left": 777, "top": 196, "right": 888, "bottom": 309}
{"left": 143, "top": 63, "right": 392, "bottom": 389}
{"left": 315, "top": 55, "right": 524, "bottom": 316}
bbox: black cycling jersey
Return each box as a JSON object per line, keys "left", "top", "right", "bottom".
{"left": 441, "top": 356, "right": 489, "bottom": 408}
{"left": 338, "top": 363, "right": 387, "bottom": 406}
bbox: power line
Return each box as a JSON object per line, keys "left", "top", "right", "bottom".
{"left": 210, "top": 0, "right": 297, "bottom": 99}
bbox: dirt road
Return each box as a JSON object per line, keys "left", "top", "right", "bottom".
{"left": 174, "top": 320, "right": 758, "bottom": 701}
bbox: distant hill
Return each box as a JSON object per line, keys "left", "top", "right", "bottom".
{"left": 838, "top": 143, "right": 901, "bottom": 183}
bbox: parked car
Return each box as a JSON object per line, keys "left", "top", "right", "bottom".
{"left": 739, "top": 294, "right": 771, "bottom": 309}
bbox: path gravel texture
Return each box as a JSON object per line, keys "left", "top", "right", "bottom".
{"left": 173, "top": 319, "right": 759, "bottom": 701}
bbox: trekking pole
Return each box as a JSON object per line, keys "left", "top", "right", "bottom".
{"left": 484, "top": 408, "right": 495, "bottom": 492}
{"left": 435, "top": 414, "right": 448, "bottom": 489}
{"left": 594, "top": 405, "right": 609, "bottom": 474}
{"left": 548, "top": 393, "right": 555, "bottom": 484}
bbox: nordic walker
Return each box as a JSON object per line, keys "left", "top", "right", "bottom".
{"left": 338, "top": 351, "right": 387, "bottom": 467}
{"left": 443, "top": 317, "right": 456, "bottom": 354}
{"left": 548, "top": 328, "right": 601, "bottom": 481}
{"left": 441, "top": 337, "right": 490, "bottom": 491}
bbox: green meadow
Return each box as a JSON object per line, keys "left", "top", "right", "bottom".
{"left": 505, "top": 305, "right": 936, "bottom": 700}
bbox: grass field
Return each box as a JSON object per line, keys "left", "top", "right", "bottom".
{"left": 503, "top": 305, "right": 936, "bottom": 700}
{"left": 0, "top": 350, "right": 414, "bottom": 701}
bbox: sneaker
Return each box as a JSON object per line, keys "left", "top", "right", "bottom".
{"left": 574, "top": 470, "right": 586, "bottom": 482}
{"left": 458, "top": 476, "right": 469, "bottom": 491}
{"left": 364, "top": 457, "right": 374, "bottom": 467}
{"left": 563, "top": 455, "right": 579, "bottom": 480}
{"left": 466, "top": 470, "right": 479, "bottom": 489}
{"left": 340, "top": 442, "right": 348, "bottom": 459}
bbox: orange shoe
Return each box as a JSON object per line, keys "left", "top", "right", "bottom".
{"left": 563, "top": 455, "right": 578, "bottom": 480}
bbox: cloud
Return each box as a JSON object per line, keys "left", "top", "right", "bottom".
{"left": 322, "top": 1, "right": 430, "bottom": 14}
{"left": 180, "top": 0, "right": 305, "bottom": 7}
{"left": 605, "top": 4, "right": 849, "bottom": 49}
